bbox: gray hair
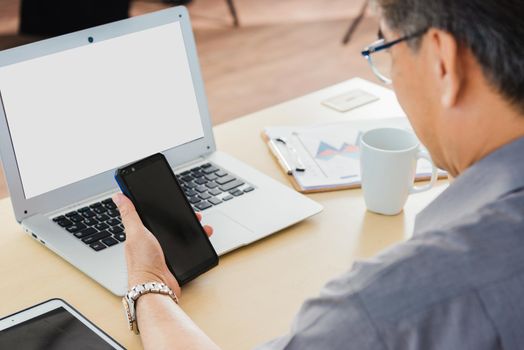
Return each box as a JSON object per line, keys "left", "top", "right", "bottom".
{"left": 374, "top": 0, "right": 524, "bottom": 113}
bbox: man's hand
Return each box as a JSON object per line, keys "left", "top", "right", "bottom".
{"left": 112, "top": 193, "right": 213, "bottom": 298}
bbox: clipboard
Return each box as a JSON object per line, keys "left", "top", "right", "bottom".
{"left": 262, "top": 117, "right": 447, "bottom": 193}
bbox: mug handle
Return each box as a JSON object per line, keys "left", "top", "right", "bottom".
{"left": 409, "top": 151, "right": 438, "bottom": 194}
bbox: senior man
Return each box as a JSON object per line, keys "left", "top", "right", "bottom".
{"left": 113, "top": 0, "right": 524, "bottom": 348}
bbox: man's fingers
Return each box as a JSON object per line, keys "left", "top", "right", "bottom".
{"left": 204, "top": 225, "right": 213, "bottom": 237}
{"left": 195, "top": 212, "right": 213, "bottom": 236}
{"left": 112, "top": 193, "right": 143, "bottom": 236}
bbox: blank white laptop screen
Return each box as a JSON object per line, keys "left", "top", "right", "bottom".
{"left": 0, "top": 22, "right": 204, "bottom": 199}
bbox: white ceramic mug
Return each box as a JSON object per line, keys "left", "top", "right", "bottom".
{"left": 360, "top": 127, "right": 438, "bottom": 215}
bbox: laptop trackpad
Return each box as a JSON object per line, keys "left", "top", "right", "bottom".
{"left": 201, "top": 212, "right": 252, "bottom": 255}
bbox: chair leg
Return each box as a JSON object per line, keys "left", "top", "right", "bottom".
{"left": 342, "top": 0, "right": 369, "bottom": 44}
{"left": 225, "top": 0, "right": 239, "bottom": 27}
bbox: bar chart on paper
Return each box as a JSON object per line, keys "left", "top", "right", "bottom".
{"left": 315, "top": 139, "right": 360, "bottom": 160}
{"left": 299, "top": 129, "right": 363, "bottom": 180}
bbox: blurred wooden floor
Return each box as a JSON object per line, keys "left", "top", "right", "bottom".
{"left": 0, "top": 0, "right": 380, "bottom": 199}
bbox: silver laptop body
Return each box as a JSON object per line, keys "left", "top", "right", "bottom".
{"left": 0, "top": 7, "right": 322, "bottom": 296}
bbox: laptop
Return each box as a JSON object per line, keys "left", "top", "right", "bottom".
{"left": 0, "top": 7, "right": 322, "bottom": 296}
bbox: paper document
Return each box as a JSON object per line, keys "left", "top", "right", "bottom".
{"left": 264, "top": 117, "right": 446, "bottom": 192}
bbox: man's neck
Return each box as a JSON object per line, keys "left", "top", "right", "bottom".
{"left": 450, "top": 99, "right": 524, "bottom": 177}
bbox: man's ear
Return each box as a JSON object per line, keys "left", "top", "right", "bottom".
{"left": 426, "top": 29, "right": 463, "bottom": 108}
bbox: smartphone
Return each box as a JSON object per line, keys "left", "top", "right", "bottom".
{"left": 115, "top": 153, "right": 218, "bottom": 285}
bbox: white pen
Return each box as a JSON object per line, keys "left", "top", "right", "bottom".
{"left": 276, "top": 137, "right": 306, "bottom": 172}
{"left": 268, "top": 139, "right": 294, "bottom": 175}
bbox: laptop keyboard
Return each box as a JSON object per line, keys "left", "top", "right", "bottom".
{"left": 52, "top": 198, "right": 125, "bottom": 252}
{"left": 51, "top": 162, "right": 255, "bottom": 252}
{"left": 177, "top": 162, "right": 255, "bottom": 211}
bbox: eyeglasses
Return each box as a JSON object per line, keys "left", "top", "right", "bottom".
{"left": 361, "top": 29, "right": 427, "bottom": 84}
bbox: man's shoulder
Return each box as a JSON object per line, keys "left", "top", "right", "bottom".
{"left": 259, "top": 193, "right": 524, "bottom": 350}
{"left": 344, "top": 190, "right": 524, "bottom": 323}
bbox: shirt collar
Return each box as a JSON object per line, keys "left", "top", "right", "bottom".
{"left": 414, "top": 136, "right": 524, "bottom": 234}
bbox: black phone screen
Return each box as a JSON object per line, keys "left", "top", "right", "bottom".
{"left": 117, "top": 154, "right": 217, "bottom": 284}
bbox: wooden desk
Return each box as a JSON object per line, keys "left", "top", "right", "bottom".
{"left": 0, "top": 78, "right": 447, "bottom": 349}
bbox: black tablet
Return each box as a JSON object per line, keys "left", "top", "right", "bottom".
{"left": 0, "top": 298, "right": 125, "bottom": 350}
